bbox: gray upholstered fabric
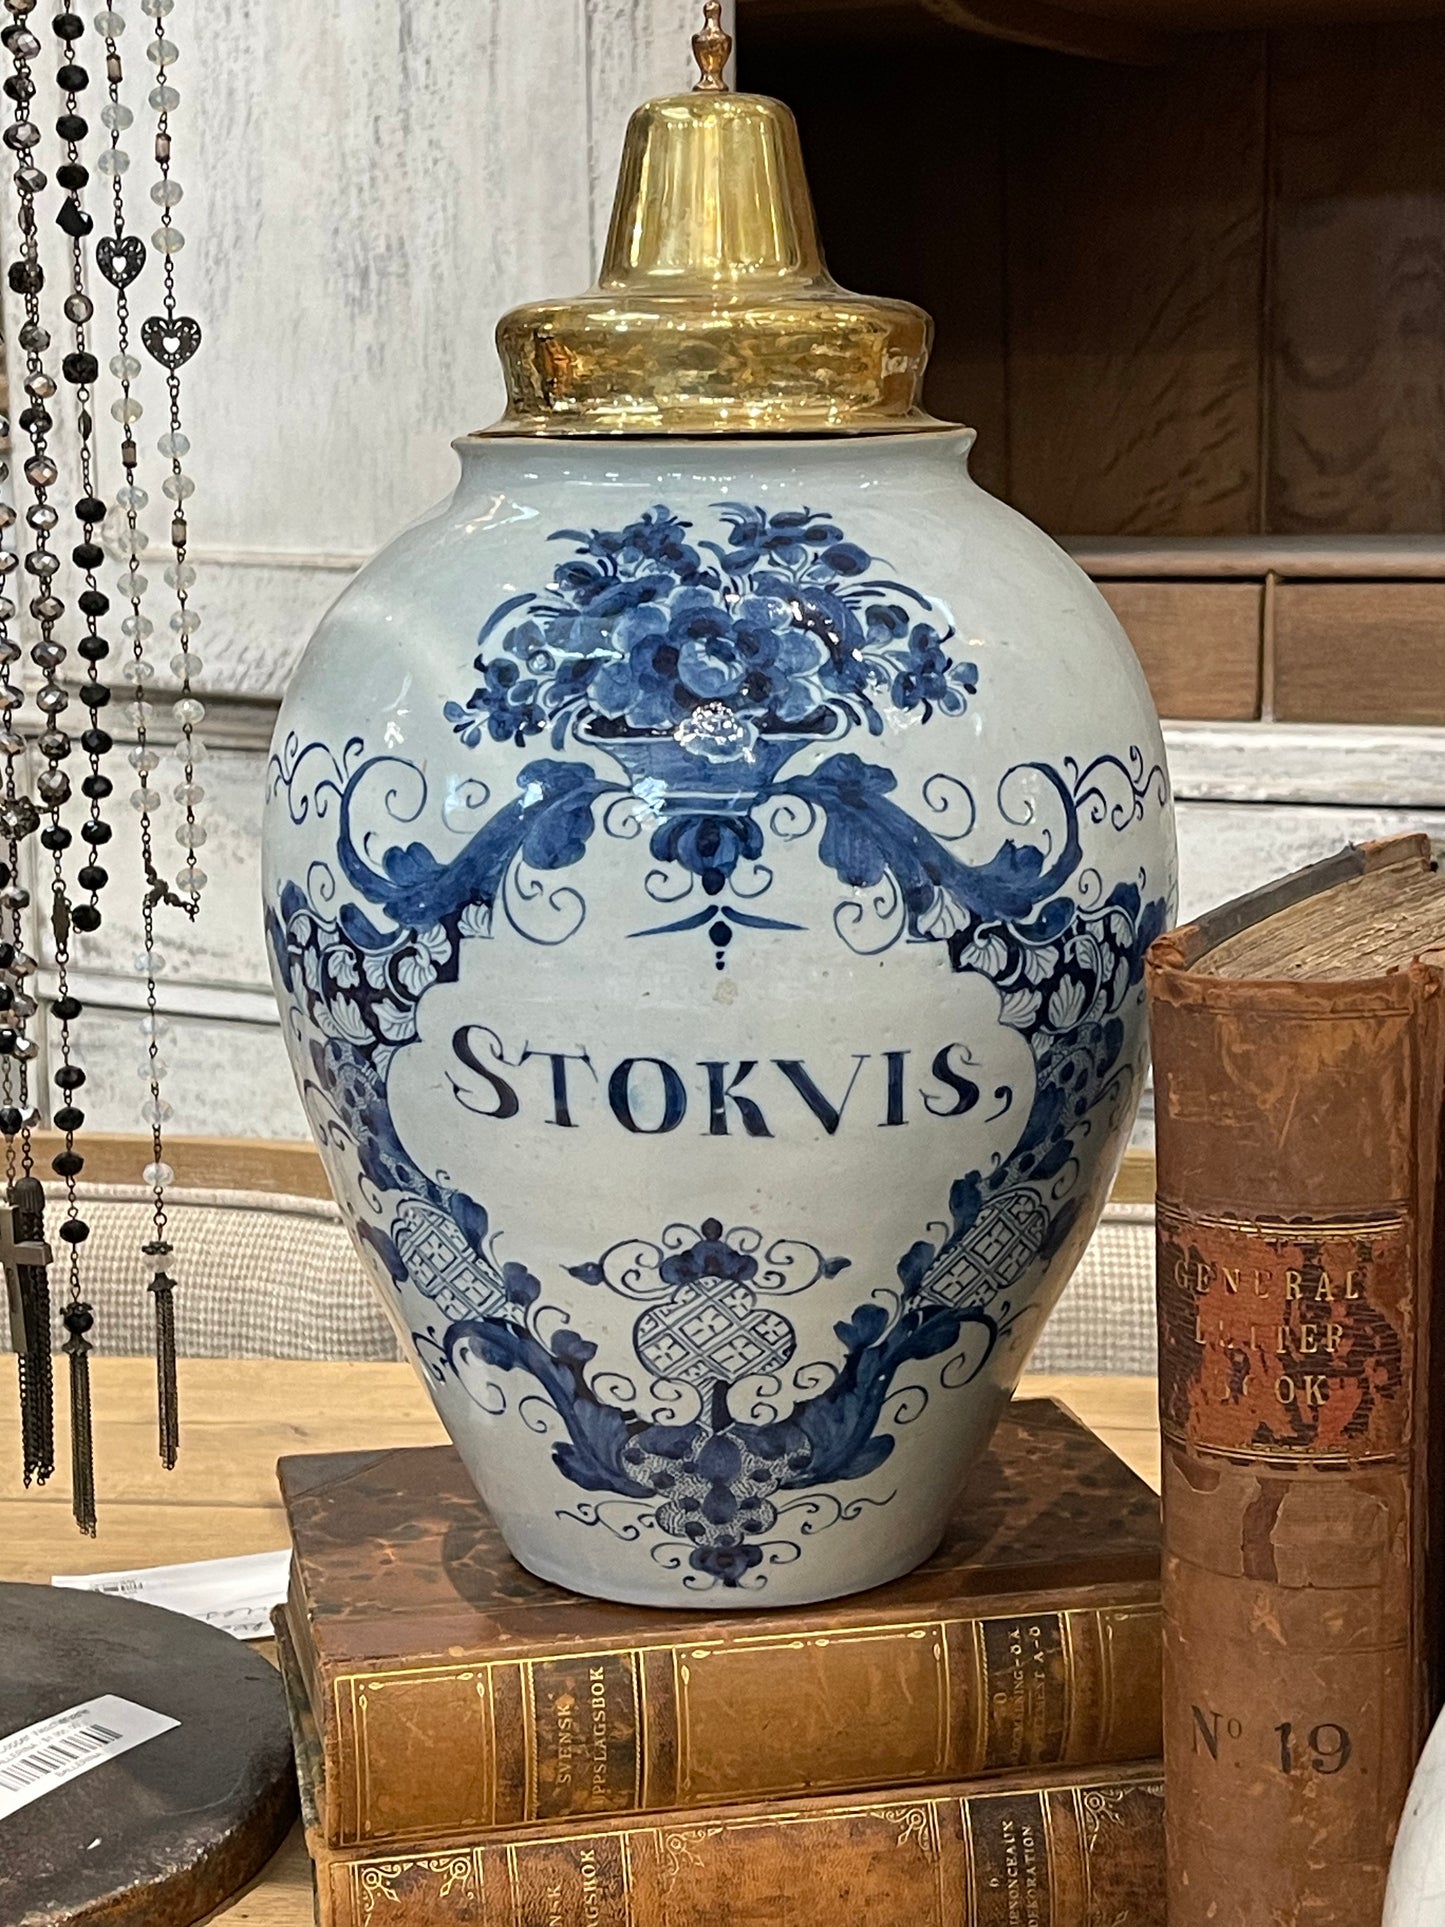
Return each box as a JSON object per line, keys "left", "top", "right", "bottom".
{"left": 39, "top": 1182, "right": 403, "bottom": 1362}
{"left": 17, "top": 1185, "right": 1156, "bottom": 1372}
{"left": 1027, "top": 1203, "right": 1156, "bottom": 1375}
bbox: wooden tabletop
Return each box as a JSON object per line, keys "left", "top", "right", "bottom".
{"left": 2, "top": 1359, "right": 1160, "bottom": 1926}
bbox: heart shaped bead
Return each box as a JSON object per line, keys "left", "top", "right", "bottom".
{"left": 140, "top": 315, "right": 201, "bottom": 371}
{"left": 96, "top": 234, "right": 145, "bottom": 288}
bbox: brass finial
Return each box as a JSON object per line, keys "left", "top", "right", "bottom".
{"left": 692, "top": 1, "right": 731, "bottom": 93}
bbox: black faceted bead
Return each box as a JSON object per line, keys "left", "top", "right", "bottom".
{"left": 79, "top": 819, "right": 110, "bottom": 843}
{"left": 142, "top": 1240, "right": 173, "bottom": 1258}
{"left": 61, "top": 351, "right": 97, "bottom": 386}
{"left": 0, "top": 986, "right": 13, "bottom": 1012}
{"left": 0, "top": 944, "right": 15, "bottom": 970}
{"left": 40, "top": 825, "right": 71, "bottom": 851}
{"left": 74, "top": 496, "right": 104, "bottom": 525}
{"left": 0, "top": 1107, "right": 20, "bottom": 1138}
{"left": 60, "top": 1300, "right": 93, "bottom": 1333}
{"left": 52, "top": 993, "right": 81, "bottom": 1019}
{"left": 53, "top": 12, "right": 85, "bottom": 38}
{"left": 0, "top": 1031, "right": 18, "bottom": 1057}
{"left": 79, "top": 727, "right": 111, "bottom": 755}
{"left": 54, "top": 1063, "right": 84, "bottom": 1090}
{"left": 69, "top": 902, "right": 100, "bottom": 932}
{"left": 72, "top": 543, "right": 102, "bottom": 569}
{"left": 77, "top": 683, "right": 109, "bottom": 709}
{"left": 55, "top": 196, "right": 90, "bottom": 238}
{"left": 3, "top": 74, "right": 33, "bottom": 102}
{"left": 53, "top": 1105, "right": 83, "bottom": 1132}
{"left": 77, "top": 637, "right": 108, "bottom": 661}
{"left": 51, "top": 1148, "right": 82, "bottom": 1178}
{"left": 56, "top": 161, "right": 86, "bottom": 188}
{"left": 81, "top": 774, "right": 111, "bottom": 799}
{"left": 75, "top": 864, "right": 105, "bottom": 891}
{"left": 54, "top": 113, "right": 85, "bottom": 139}
{"left": 77, "top": 590, "right": 108, "bottom": 616}
{"left": 55, "top": 62, "right": 85, "bottom": 89}
{"left": 7, "top": 259, "right": 41, "bottom": 294}
{"left": 18, "top": 404, "right": 52, "bottom": 435}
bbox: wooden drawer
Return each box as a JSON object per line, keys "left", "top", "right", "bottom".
{"left": 1274, "top": 581, "right": 1445, "bottom": 724}
{"left": 1096, "top": 580, "right": 1262, "bottom": 720}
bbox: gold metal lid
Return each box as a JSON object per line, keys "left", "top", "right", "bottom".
{"left": 485, "top": 3, "right": 943, "bottom": 438}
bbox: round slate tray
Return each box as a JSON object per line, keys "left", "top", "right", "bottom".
{"left": 0, "top": 1582, "right": 297, "bottom": 1927}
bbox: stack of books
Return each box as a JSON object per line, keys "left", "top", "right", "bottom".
{"left": 275, "top": 1396, "right": 1165, "bottom": 1924}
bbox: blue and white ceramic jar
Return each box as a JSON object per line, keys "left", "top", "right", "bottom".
{"left": 262, "top": 62, "right": 1175, "bottom": 1608}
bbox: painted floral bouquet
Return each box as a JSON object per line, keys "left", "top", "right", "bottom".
{"left": 446, "top": 504, "right": 979, "bottom": 765}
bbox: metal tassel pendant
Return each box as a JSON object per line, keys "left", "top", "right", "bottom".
{"left": 150, "top": 1269, "right": 179, "bottom": 1469}
{"left": 61, "top": 1301, "right": 97, "bottom": 1534}
{"left": 3, "top": 1176, "right": 55, "bottom": 1486}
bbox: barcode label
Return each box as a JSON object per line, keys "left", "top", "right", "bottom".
{"left": 0, "top": 1694, "right": 179, "bottom": 1822}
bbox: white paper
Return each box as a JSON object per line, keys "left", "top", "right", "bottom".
{"left": 51, "top": 1548, "right": 291, "bottom": 1641}
{"left": 0, "top": 1693, "right": 179, "bottom": 1821}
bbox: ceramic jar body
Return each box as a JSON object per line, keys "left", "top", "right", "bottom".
{"left": 262, "top": 429, "right": 1176, "bottom": 1607}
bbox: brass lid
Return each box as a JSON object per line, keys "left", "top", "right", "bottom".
{"left": 485, "top": 4, "right": 942, "bottom": 438}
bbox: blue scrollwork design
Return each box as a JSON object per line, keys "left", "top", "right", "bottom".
{"left": 267, "top": 500, "right": 1169, "bottom": 1590}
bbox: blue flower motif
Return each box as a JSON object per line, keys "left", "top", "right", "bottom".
{"left": 449, "top": 504, "right": 978, "bottom": 763}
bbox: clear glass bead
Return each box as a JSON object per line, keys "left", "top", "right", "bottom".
{"left": 173, "top": 695, "right": 204, "bottom": 727}
{"left": 115, "top": 481, "right": 147, "bottom": 510}
{"left": 127, "top": 745, "right": 159, "bottom": 772}
{"left": 142, "top": 1159, "right": 174, "bottom": 1186}
{"left": 169, "top": 609, "right": 201, "bottom": 637}
{"left": 121, "top": 613, "right": 154, "bottom": 640}
{"left": 172, "top": 779, "right": 203, "bottom": 805}
{"left": 161, "top": 472, "right": 194, "bottom": 501}
{"left": 140, "top": 1096, "right": 173, "bottom": 1125}
{"left": 179, "top": 866, "right": 206, "bottom": 892}
{"left": 110, "top": 355, "right": 141, "bottom": 382}
{"left": 120, "top": 572, "right": 147, "bottom": 598}
{"left": 146, "top": 35, "right": 178, "bottom": 62}
{"left": 133, "top": 948, "right": 164, "bottom": 973}
{"left": 152, "top": 225, "right": 184, "bottom": 255}
{"left": 126, "top": 701, "right": 155, "bottom": 728}
{"left": 115, "top": 527, "right": 149, "bottom": 556}
{"left": 175, "top": 820, "right": 204, "bottom": 848}
{"left": 170, "top": 653, "right": 201, "bottom": 680}
{"left": 150, "top": 178, "right": 182, "bottom": 206}
{"left": 121, "top": 658, "right": 156, "bottom": 683}
{"left": 142, "top": 0, "right": 175, "bottom": 16}
{"left": 95, "top": 147, "right": 129, "bottom": 176}
{"left": 148, "top": 82, "right": 179, "bottom": 111}
{"left": 157, "top": 429, "right": 189, "bottom": 457}
{"left": 100, "top": 102, "right": 132, "bottom": 128}
{"left": 95, "top": 7, "right": 125, "bottom": 30}
{"left": 184, "top": 734, "right": 207, "bottom": 763}
{"left": 164, "top": 562, "right": 195, "bottom": 589}
{"left": 139, "top": 1058, "right": 168, "bottom": 1080}
{"left": 111, "top": 395, "right": 143, "bottom": 425}
{"left": 130, "top": 786, "right": 161, "bottom": 811}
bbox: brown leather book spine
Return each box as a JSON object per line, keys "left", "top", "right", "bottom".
{"left": 309, "top": 1765, "right": 1165, "bottom": 1927}
{"left": 307, "top": 1585, "right": 1161, "bottom": 1846}
{"left": 1149, "top": 922, "right": 1445, "bottom": 1926}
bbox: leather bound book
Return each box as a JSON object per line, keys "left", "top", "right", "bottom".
{"left": 1148, "top": 833, "right": 1445, "bottom": 1927}
{"left": 278, "top": 1398, "right": 1161, "bottom": 1850}
{"left": 275, "top": 1601, "right": 1164, "bottom": 1927}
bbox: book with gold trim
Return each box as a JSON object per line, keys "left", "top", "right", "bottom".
{"left": 275, "top": 1599, "right": 1164, "bottom": 1927}
{"left": 278, "top": 1397, "right": 1161, "bottom": 1851}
